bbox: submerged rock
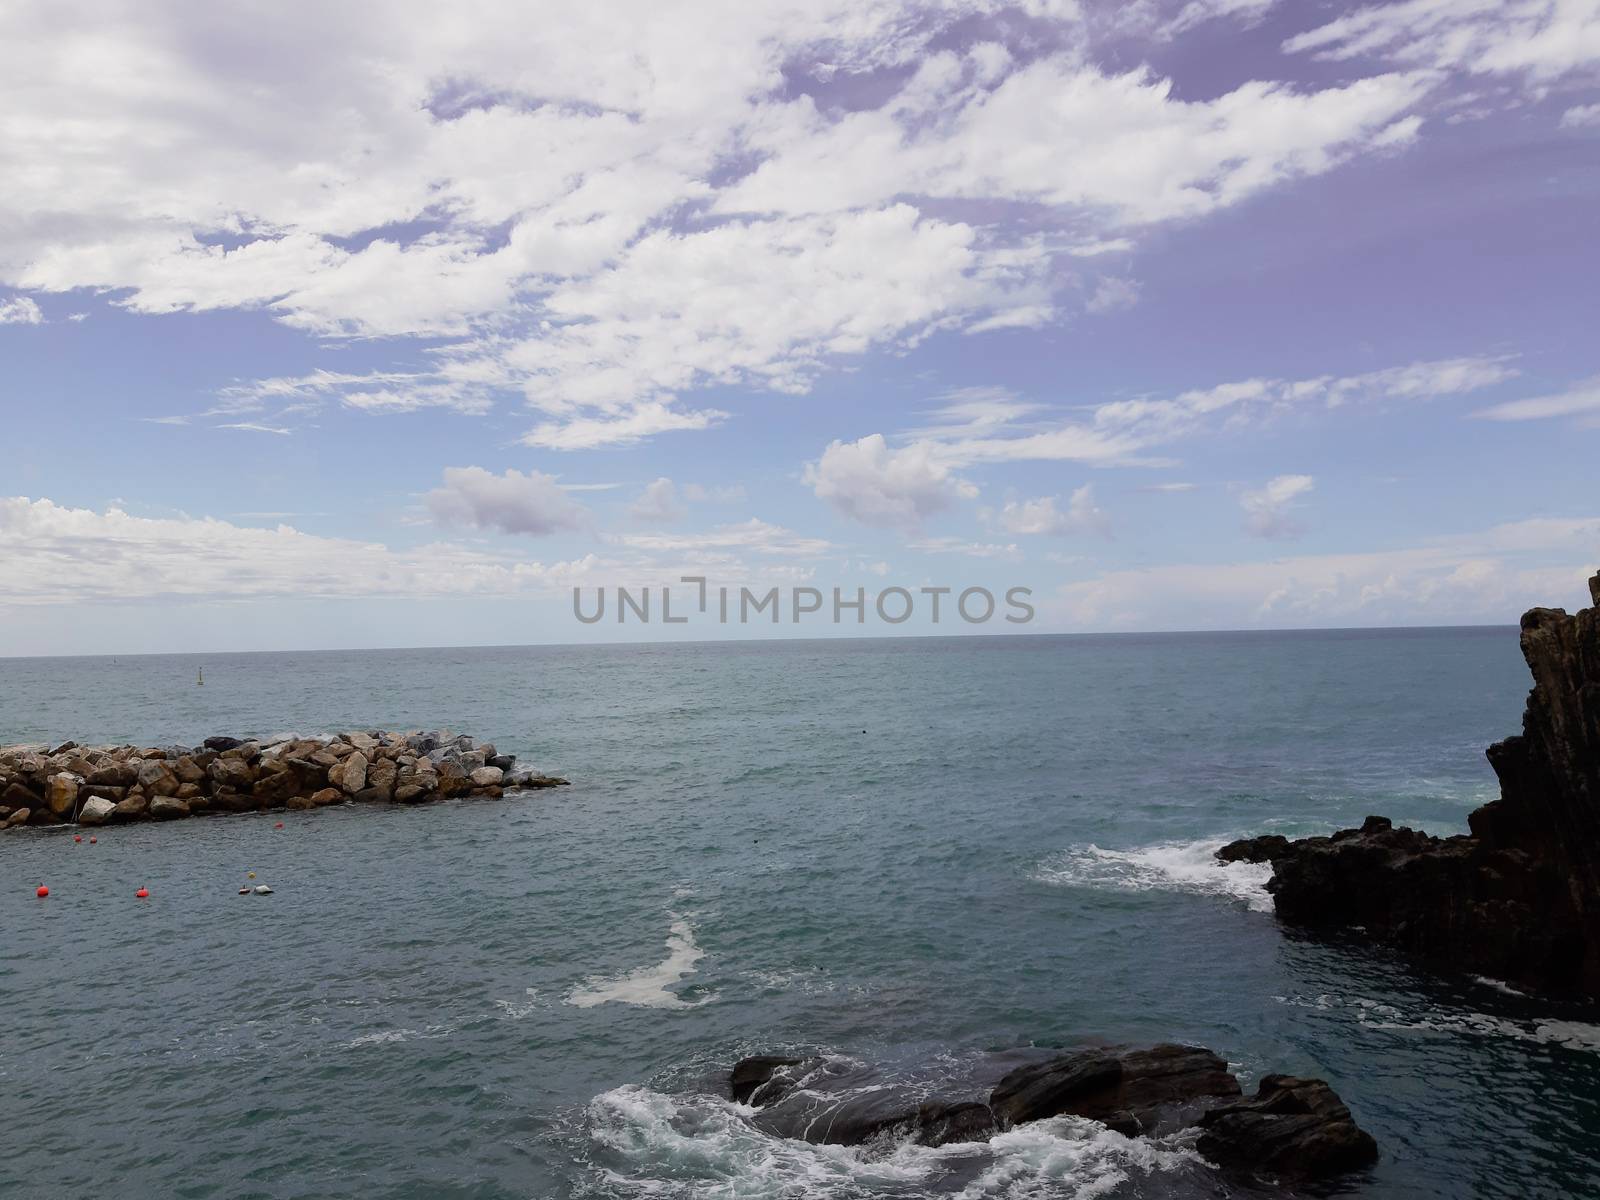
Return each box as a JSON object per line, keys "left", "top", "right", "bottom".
{"left": 1221, "top": 570, "right": 1600, "bottom": 1002}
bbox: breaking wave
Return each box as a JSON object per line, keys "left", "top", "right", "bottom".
{"left": 1034, "top": 840, "right": 1274, "bottom": 913}
{"left": 584, "top": 1085, "right": 1205, "bottom": 1199}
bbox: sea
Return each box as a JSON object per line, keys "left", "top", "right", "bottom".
{"left": 2, "top": 628, "right": 1597, "bottom": 1199}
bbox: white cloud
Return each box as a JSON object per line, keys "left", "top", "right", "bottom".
{"left": 425, "top": 466, "right": 590, "bottom": 536}
{"left": 907, "top": 536, "right": 1021, "bottom": 558}
{"left": 805, "top": 433, "right": 978, "bottom": 531}
{"left": 808, "top": 355, "right": 1514, "bottom": 531}
{"left": 0, "top": 496, "right": 599, "bottom": 604}
{"left": 1473, "top": 375, "right": 1600, "bottom": 422}
{"left": 1053, "top": 526, "right": 1600, "bottom": 631}
{"left": 0, "top": 295, "right": 43, "bottom": 325}
{"left": 718, "top": 55, "right": 1427, "bottom": 227}
{"left": 1240, "top": 473, "right": 1314, "bottom": 538}
{"left": 1562, "top": 101, "right": 1600, "bottom": 126}
{"left": 994, "top": 485, "right": 1111, "bottom": 536}
{"left": 1085, "top": 277, "right": 1140, "bottom": 314}
{"left": 609, "top": 518, "right": 831, "bottom": 557}
{"left": 1285, "top": 0, "right": 1600, "bottom": 88}
{"left": 629, "top": 478, "right": 687, "bottom": 524}
{"left": 919, "top": 354, "right": 1517, "bottom": 467}
{"left": 0, "top": 1, "right": 1445, "bottom": 448}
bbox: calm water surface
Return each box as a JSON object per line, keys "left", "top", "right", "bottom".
{"left": 2, "top": 630, "right": 1596, "bottom": 1199}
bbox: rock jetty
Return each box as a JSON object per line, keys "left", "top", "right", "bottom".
{"left": 730, "top": 1044, "right": 1376, "bottom": 1185}
{"left": 0, "top": 731, "right": 568, "bottom": 829}
{"left": 1220, "top": 568, "right": 1600, "bottom": 1002}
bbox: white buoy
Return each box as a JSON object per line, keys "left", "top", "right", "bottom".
{"left": 253, "top": 884, "right": 273, "bottom": 894}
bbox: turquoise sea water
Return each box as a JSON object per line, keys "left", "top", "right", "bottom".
{"left": 2, "top": 630, "right": 1597, "bottom": 1199}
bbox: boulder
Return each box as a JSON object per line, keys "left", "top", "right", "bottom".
{"left": 203, "top": 736, "right": 245, "bottom": 752}
{"left": 136, "top": 760, "right": 179, "bottom": 797}
{"left": 4, "top": 806, "right": 29, "bottom": 828}
{"left": 394, "top": 784, "right": 427, "bottom": 804}
{"left": 339, "top": 751, "right": 368, "bottom": 796}
{"left": 112, "top": 793, "right": 150, "bottom": 821}
{"left": 2, "top": 780, "right": 40, "bottom": 809}
{"left": 310, "top": 787, "right": 342, "bottom": 806}
{"left": 78, "top": 796, "right": 117, "bottom": 826}
{"left": 87, "top": 762, "right": 136, "bottom": 788}
{"left": 989, "top": 1044, "right": 1240, "bottom": 1136}
{"left": 285, "top": 793, "right": 317, "bottom": 811}
{"left": 366, "top": 759, "right": 397, "bottom": 799}
{"left": 45, "top": 773, "right": 81, "bottom": 818}
{"left": 1196, "top": 1075, "right": 1378, "bottom": 1181}
{"left": 149, "top": 796, "right": 191, "bottom": 820}
{"left": 470, "top": 765, "right": 504, "bottom": 788}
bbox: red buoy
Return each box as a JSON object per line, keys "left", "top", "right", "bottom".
{"left": 275, "top": 821, "right": 284, "bottom": 829}
{"left": 89, "top": 836, "right": 97, "bottom": 844}
{"left": 36, "top": 885, "right": 48, "bottom": 898}
{"left": 136, "top": 887, "right": 149, "bottom": 899}
{"left": 74, "top": 834, "right": 82, "bottom": 843}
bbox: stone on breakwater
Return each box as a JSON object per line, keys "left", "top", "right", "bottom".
{"left": 1220, "top": 568, "right": 1600, "bottom": 1002}
{"left": 78, "top": 796, "right": 116, "bottom": 826}
{"left": 0, "top": 730, "right": 568, "bottom": 829}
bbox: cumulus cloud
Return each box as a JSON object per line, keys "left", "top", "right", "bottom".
{"left": 993, "top": 485, "right": 1112, "bottom": 536}
{"left": 0, "top": 1, "right": 1444, "bottom": 448}
{"left": 629, "top": 478, "right": 687, "bottom": 524}
{"left": 0, "top": 295, "right": 43, "bottom": 325}
{"left": 425, "top": 466, "right": 590, "bottom": 536}
{"left": 0, "top": 496, "right": 599, "bottom": 605}
{"left": 1240, "top": 474, "right": 1314, "bottom": 538}
{"left": 805, "top": 434, "right": 978, "bottom": 532}
{"left": 1562, "top": 101, "right": 1600, "bottom": 127}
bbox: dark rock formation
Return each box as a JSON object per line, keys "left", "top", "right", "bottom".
{"left": 1197, "top": 1075, "right": 1378, "bottom": 1182}
{"left": 989, "top": 1043, "right": 1239, "bottom": 1136}
{"left": 1219, "top": 570, "right": 1600, "bottom": 1001}
{"left": 727, "top": 1045, "right": 1371, "bottom": 1183}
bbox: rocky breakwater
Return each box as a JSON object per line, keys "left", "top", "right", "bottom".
{"left": 0, "top": 730, "right": 568, "bottom": 829}
{"left": 729, "top": 1044, "right": 1377, "bottom": 1186}
{"left": 1220, "top": 569, "right": 1600, "bottom": 1002}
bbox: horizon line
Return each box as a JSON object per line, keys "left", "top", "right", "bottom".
{"left": 0, "top": 619, "right": 1522, "bottom": 661}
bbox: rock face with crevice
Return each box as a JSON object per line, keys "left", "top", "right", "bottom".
{"left": 1220, "top": 570, "right": 1600, "bottom": 1001}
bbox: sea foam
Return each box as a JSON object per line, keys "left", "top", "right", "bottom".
{"left": 585, "top": 1085, "right": 1203, "bottom": 1199}
{"left": 1034, "top": 839, "right": 1274, "bottom": 913}
{"left": 566, "top": 915, "right": 715, "bottom": 1010}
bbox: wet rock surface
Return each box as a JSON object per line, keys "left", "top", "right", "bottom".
{"left": 1220, "top": 570, "right": 1600, "bottom": 1001}
{"left": 0, "top": 729, "right": 570, "bottom": 829}
{"left": 729, "top": 1044, "right": 1373, "bottom": 1184}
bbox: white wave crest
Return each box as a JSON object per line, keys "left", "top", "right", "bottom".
{"left": 567, "top": 916, "right": 715, "bottom": 1010}
{"left": 586, "top": 1085, "right": 1202, "bottom": 1200}
{"left": 1277, "top": 994, "right": 1600, "bottom": 1052}
{"left": 1034, "top": 840, "right": 1274, "bottom": 913}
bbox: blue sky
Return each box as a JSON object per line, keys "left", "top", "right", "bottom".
{"left": 2, "top": 0, "right": 1598, "bottom": 654}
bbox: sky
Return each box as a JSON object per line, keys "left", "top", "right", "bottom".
{"left": 2, "top": 0, "right": 1599, "bottom": 655}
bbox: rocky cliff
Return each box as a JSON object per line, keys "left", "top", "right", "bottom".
{"left": 1220, "top": 570, "right": 1600, "bottom": 1001}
